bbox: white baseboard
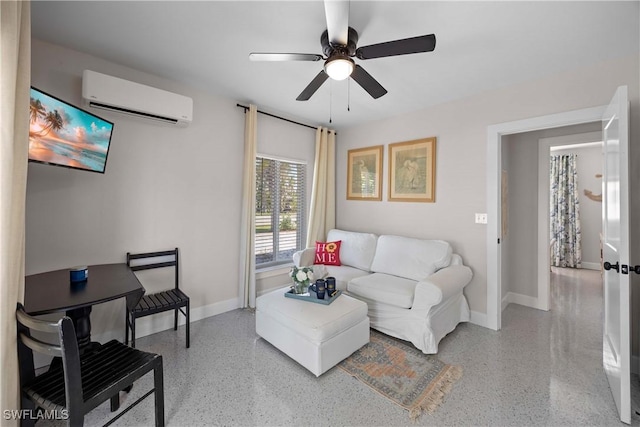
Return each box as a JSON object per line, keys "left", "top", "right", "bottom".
{"left": 551, "top": 263, "right": 600, "bottom": 271}
{"left": 128, "top": 296, "right": 241, "bottom": 341}
{"left": 469, "top": 310, "right": 488, "bottom": 328}
{"left": 502, "top": 291, "right": 547, "bottom": 311}
{"left": 502, "top": 293, "right": 510, "bottom": 312}
{"left": 581, "top": 262, "right": 600, "bottom": 271}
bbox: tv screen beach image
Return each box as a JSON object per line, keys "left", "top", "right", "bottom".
{"left": 29, "top": 88, "right": 113, "bottom": 173}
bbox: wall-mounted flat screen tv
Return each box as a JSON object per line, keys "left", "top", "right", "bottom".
{"left": 29, "top": 87, "right": 114, "bottom": 173}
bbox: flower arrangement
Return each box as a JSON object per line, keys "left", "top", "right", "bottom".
{"left": 290, "top": 265, "right": 314, "bottom": 294}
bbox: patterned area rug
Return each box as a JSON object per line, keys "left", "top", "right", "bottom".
{"left": 338, "top": 330, "right": 462, "bottom": 420}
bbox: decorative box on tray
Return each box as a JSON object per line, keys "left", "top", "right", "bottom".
{"left": 284, "top": 289, "right": 342, "bottom": 305}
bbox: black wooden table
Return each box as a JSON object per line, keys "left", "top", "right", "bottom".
{"left": 24, "top": 263, "right": 144, "bottom": 353}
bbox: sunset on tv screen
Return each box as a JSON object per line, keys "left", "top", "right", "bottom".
{"left": 29, "top": 88, "right": 113, "bottom": 173}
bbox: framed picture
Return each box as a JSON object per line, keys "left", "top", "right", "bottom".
{"left": 347, "top": 145, "right": 383, "bottom": 200}
{"left": 388, "top": 137, "right": 436, "bottom": 202}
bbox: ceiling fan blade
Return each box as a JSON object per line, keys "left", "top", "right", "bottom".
{"left": 249, "top": 53, "right": 323, "bottom": 62}
{"left": 356, "top": 34, "right": 436, "bottom": 60}
{"left": 324, "top": 0, "right": 349, "bottom": 45}
{"left": 350, "top": 65, "right": 387, "bottom": 99}
{"left": 296, "top": 71, "right": 329, "bottom": 101}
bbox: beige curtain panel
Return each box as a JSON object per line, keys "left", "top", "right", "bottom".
{"left": 1, "top": 0, "right": 31, "bottom": 421}
{"left": 306, "top": 127, "right": 336, "bottom": 247}
{"left": 238, "top": 104, "right": 257, "bottom": 309}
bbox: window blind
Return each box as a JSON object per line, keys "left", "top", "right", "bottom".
{"left": 255, "top": 157, "right": 306, "bottom": 267}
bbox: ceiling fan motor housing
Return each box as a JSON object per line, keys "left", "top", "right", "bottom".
{"left": 321, "top": 27, "right": 359, "bottom": 57}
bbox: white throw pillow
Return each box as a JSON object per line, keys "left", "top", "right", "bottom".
{"left": 370, "top": 235, "right": 452, "bottom": 281}
{"left": 326, "top": 229, "right": 378, "bottom": 271}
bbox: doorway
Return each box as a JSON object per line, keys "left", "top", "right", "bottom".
{"left": 498, "top": 126, "right": 602, "bottom": 315}
{"left": 487, "top": 88, "right": 633, "bottom": 424}
{"left": 542, "top": 132, "right": 604, "bottom": 299}
{"left": 486, "top": 105, "right": 607, "bottom": 331}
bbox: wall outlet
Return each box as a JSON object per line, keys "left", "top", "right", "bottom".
{"left": 475, "top": 213, "right": 488, "bottom": 224}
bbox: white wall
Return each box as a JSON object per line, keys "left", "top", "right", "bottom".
{"left": 336, "top": 54, "right": 639, "bottom": 321}
{"left": 26, "top": 39, "right": 315, "bottom": 342}
{"left": 503, "top": 131, "right": 538, "bottom": 300}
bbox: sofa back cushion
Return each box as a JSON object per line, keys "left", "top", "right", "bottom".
{"left": 370, "top": 235, "right": 452, "bottom": 280}
{"left": 326, "top": 229, "right": 378, "bottom": 271}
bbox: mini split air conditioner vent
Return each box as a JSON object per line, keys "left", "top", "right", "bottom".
{"left": 82, "top": 70, "right": 193, "bottom": 126}
{"left": 87, "top": 101, "right": 180, "bottom": 124}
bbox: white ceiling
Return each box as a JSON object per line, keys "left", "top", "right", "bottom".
{"left": 31, "top": 1, "right": 639, "bottom": 130}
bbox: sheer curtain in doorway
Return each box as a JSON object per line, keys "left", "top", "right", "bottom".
{"left": 550, "top": 154, "right": 582, "bottom": 268}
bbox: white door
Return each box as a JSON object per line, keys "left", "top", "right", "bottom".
{"left": 602, "top": 86, "right": 630, "bottom": 424}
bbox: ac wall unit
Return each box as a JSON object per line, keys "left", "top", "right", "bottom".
{"left": 82, "top": 70, "right": 193, "bottom": 126}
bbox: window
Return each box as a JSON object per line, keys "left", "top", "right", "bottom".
{"left": 255, "top": 156, "right": 306, "bottom": 268}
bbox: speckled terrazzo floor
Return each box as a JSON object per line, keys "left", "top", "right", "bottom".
{"left": 41, "top": 267, "right": 640, "bottom": 426}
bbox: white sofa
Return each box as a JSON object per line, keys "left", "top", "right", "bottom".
{"left": 293, "top": 229, "right": 473, "bottom": 354}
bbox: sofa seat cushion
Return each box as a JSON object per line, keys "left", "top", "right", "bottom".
{"left": 327, "top": 229, "right": 378, "bottom": 271}
{"left": 348, "top": 273, "right": 418, "bottom": 309}
{"left": 256, "top": 287, "right": 369, "bottom": 343}
{"left": 323, "top": 265, "right": 371, "bottom": 291}
{"left": 371, "top": 235, "right": 452, "bottom": 281}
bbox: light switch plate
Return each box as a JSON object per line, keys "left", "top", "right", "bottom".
{"left": 475, "top": 213, "right": 488, "bottom": 224}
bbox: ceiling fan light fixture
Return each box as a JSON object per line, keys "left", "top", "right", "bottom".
{"left": 324, "top": 54, "right": 354, "bottom": 80}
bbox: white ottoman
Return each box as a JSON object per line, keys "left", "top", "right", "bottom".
{"left": 256, "top": 287, "right": 370, "bottom": 377}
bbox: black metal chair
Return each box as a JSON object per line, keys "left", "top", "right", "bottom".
{"left": 126, "top": 248, "right": 190, "bottom": 348}
{"left": 16, "top": 303, "right": 164, "bottom": 427}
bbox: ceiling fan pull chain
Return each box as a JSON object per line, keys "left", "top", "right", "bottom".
{"left": 348, "top": 78, "right": 351, "bottom": 112}
{"left": 329, "top": 80, "right": 333, "bottom": 123}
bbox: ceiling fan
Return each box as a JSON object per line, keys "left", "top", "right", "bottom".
{"left": 249, "top": 1, "right": 436, "bottom": 101}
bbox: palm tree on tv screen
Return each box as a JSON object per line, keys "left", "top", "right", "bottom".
{"left": 29, "top": 97, "right": 66, "bottom": 138}
{"left": 29, "top": 98, "right": 45, "bottom": 123}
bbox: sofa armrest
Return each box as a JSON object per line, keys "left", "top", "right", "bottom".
{"left": 412, "top": 265, "right": 473, "bottom": 311}
{"left": 293, "top": 248, "right": 315, "bottom": 267}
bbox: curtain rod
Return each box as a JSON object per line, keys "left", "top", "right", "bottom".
{"left": 236, "top": 103, "right": 322, "bottom": 132}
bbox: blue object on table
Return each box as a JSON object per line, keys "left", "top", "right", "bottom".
{"left": 326, "top": 277, "right": 336, "bottom": 296}
{"left": 309, "top": 279, "right": 326, "bottom": 299}
{"left": 70, "top": 266, "right": 88, "bottom": 283}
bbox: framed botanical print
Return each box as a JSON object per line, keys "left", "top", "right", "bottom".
{"left": 388, "top": 137, "right": 436, "bottom": 202}
{"left": 346, "top": 145, "right": 383, "bottom": 201}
